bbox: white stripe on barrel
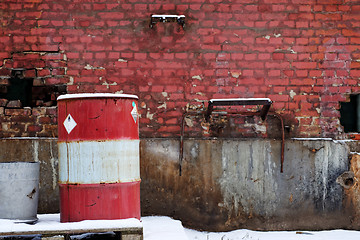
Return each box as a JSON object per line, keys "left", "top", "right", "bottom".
{"left": 58, "top": 140, "right": 140, "bottom": 184}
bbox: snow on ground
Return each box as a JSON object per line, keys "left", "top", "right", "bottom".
{"left": 0, "top": 214, "right": 141, "bottom": 233}
{"left": 2, "top": 214, "right": 360, "bottom": 240}
{"left": 142, "top": 216, "right": 188, "bottom": 240}
{"left": 184, "top": 228, "right": 360, "bottom": 240}
{"left": 142, "top": 216, "right": 360, "bottom": 240}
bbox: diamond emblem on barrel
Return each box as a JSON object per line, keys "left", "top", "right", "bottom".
{"left": 63, "top": 114, "right": 77, "bottom": 134}
{"left": 131, "top": 102, "right": 138, "bottom": 123}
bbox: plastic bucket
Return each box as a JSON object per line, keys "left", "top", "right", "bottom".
{"left": 0, "top": 162, "right": 40, "bottom": 223}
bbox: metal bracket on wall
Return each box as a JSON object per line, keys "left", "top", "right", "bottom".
{"left": 179, "top": 98, "right": 286, "bottom": 175}
{"left": 205, "top": 98, "right": 272, "bottom": 121}
{"left": 150, "top": 14, "right": 185, "bottom": 29}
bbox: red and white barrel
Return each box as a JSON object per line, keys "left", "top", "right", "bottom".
{"left": 57, "top": 93, "right": 140, "bottom": 222}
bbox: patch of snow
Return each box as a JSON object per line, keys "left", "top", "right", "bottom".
{"left": 192, "top": 75, "right": 202, "bottom": 81}
{"left": 151, "top": 14, "right": 185, "bottom": 19}
{"left": 84, "top": 64, "right": 104, "bottom": 70}
{"left": 287, "top": 47, "right": 297, "bottom": 54}
{"left": 0, "top": 214, "right": 141, "bottom": 233}
{"left": 289, "top": 90, "right": 296, "bottom": 99}
{"left": 2, "top": 215, "right": 360, "bottom": 240}
{"left": 142, "top": 216, "right": 188, "bottom": 240}
{"left": 157, "top": 102, "right": 167, "bottom": 109}
{"left": 291, "top": 138, "right": 333, "bottom": 141}
{"left": 209, "top": 98, "right": 272, "bottom": 103}
{"left": 333, "top": 139, "right": 357, "bottom": 143}
{"left": 350, "top": 152, "right": 360, "bottom": 155}
{"left": 230, "top": 72, "right": 241, "bottom": 78}
{"left": 184, "top": 228, "right": 360, "bottom": 240}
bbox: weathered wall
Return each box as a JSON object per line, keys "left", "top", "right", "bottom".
{"left": 140, "top": 138, "right": 351, "bottom": 231}
{"left": 1, "top": 138, "right": 355, "bottom": 231}
{"left": 1, "top": 0, "right": 360, "bottom": 138}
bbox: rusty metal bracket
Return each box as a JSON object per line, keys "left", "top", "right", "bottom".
{"left": 179, "top": 98, "right": 286, "bottom": 175}
{"left": 205, "top": 98, "right": 272, "bottom": 121}
{"left": 150, "top": 14, "right": 185, "bottom": 29}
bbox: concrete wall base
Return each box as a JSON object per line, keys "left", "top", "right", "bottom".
{"left": 0, "top": 138, "right": 357, "bottom": 231}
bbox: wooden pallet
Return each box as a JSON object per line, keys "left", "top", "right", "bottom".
{"left": 0, "top": 215, "right": 143, "bottom": 240}
{"left": 0, "top": 227, "right": 143, "bottom": 240}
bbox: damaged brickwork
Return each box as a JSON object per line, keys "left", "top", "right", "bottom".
{"left": 0, "top": 51, "right": 67, "bottom": 137}
{"left": 0, "top": 0, "right": 360, "bottom": 138}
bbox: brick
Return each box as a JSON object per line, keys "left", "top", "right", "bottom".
{"left": 5, "top": 108, "right": 31, "bottom": 116}
{"left": 149, "top": 4, "right": 161, "bottom": 11}
{"left": 93, "top": 4, "right": 106, "bottom": 10}
{"left": 134, "top": 53, "right": 147, "bottom": 60}
{"left": 95, "top": 52, "right": 106, "bottom": 59}
{"left": 265, "top": 62, "right": 290, "bottom": 69}
{"left": 268, "top": 94, "right": 290, "bottom": 102}
{"left": 216, "top": 69, "right": 230, "bottom": 77}
{"left": 13, "top": 36, "right": 25, "bottom": 44}
{"left": 170, "top": 93, "right": 185, "bottom": 100}
{"left": 6, "top": 100, "right": 22, "bottom": 108}
{"left": 269, "top": 70, "right": 281, "bottom": 77}
{"left": 292, "top": 62, "right": 317, "bottom": 69}
{"left": 272, "top": 52, "right": 285, "bottom": 60}
{"left": 155, "top": 61, "right": 184, "bottom": 69}
{"left": 321, "top": 61, "right": 348, "bottom": 69}
{"left": 0, "top": 98, "right": 8, "bottom": 107}
{"left": 309, "top": 70, "right": 322, "bottom": 77}
{"left": 162, "top": 3, "right": 175, "bottom": 11}
{"left": 296, "top": 21, "right": 309, "bottom": 28}
{"left": 316, "top": 13, "right": 341, "bottom": 21}
{"left": 317, "top": 0, "right": 342, "bottom": 4}
{"left": 244, "top": 54, "right": 257, "bottom": 61}
{"left": 242, "top": 70, "right": 253, "bottom": 77}
{"left": 165, "top": 118, "right": 178, "bottom": 124}
{"left": 175, "top": 53, "right": 188, "bottom": 59}
{"left": 98, "top": 12, "right": 124, "bottom": 19}
{"left": 157, "top": 125, "right": 181, "bottom": 133}
{"left": 350, "top": 70, "right": 360, "bottom": 77}
{"left": 27, "top": 125, "right": 43, "bottom": 132}
{"left": 283, "top": 70, "right": 294, "bottom": 77}
{"left": 265, "top": 79, "right": 289, "bottom": 85}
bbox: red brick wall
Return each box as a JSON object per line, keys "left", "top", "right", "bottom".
{"left": 0, "top": 0, "right": 359, "bottom": 138}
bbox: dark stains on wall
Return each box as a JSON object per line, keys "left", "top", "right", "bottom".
{"left": 140, "top": 139, "right": 352, "bottom": 231}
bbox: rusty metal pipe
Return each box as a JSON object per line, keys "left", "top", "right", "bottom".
{"left": 268, "top": 113, "right": 285, "bottom": 173}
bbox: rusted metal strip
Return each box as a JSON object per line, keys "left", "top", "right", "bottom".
{"left": 259, "top": 104, "right": 271, "bottom": 120}
{"left": 269, "top": 113, "right": 285, "bottom": 173}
